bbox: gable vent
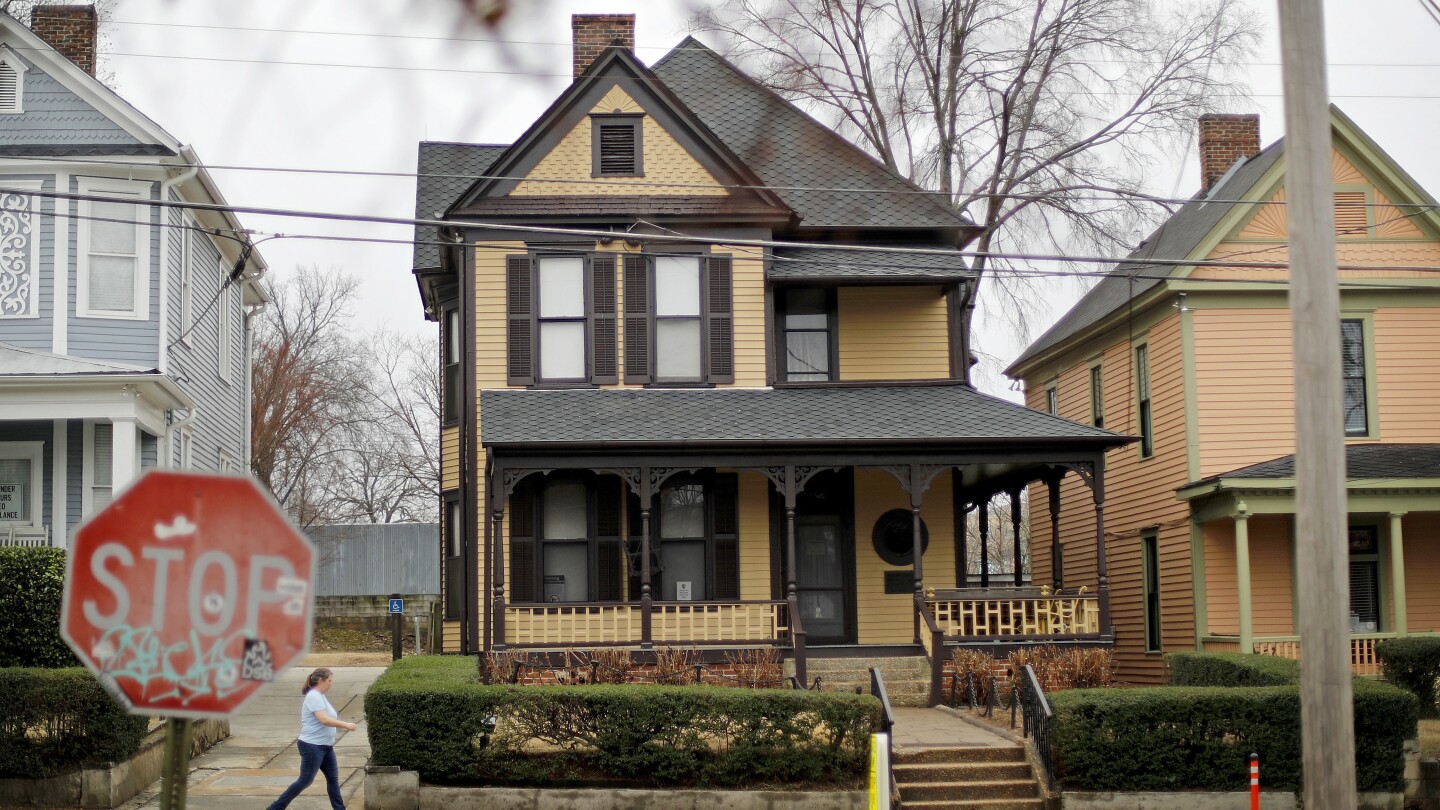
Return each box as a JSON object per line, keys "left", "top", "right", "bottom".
{"left": 598, "top": 123, "right": 638, "bottom": 175}
{"left": 0, "top": 63, "right": 19, "bottom": 113}
{"left": 1334, "top": 191, "right": 1368, "bottom": 236}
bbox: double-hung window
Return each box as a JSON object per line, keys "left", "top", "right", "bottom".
{"left": 1141, "top": 530, "right": 1161, "bottom": 652}
{"left": 509, "top": 474, "right": 623, "bottom": 604}
{"left": 537, "top": 256, "right": 587, "bottom": 382}
{"left": 1090, "top": 364, "right": 1104, "bottom": 428}
{"left": 0, "top": 442, "right": 43, "bottom": 528}
{"left": 77, "top": 178, "right": 150, "bottom": 319}
{"left": 621, "top": 253, "right": 734, "bottom": 385}
{"left": 443, "top": 308, "right": 461, "bottom": 423}
{"left": 654, "top": 256, "right": 703, "bottom": 382}
{"left": 443, "top": 496, "right": 464, "bottom": 620}
{"left": 778, "top": 287, "right": 835, "bottom": 382}
{"left": 1135, "top": 343, "right": 1153, "bottom": 457}
{"left": 1347, "top": 526, "right": 1380, "bottom": 632}
{"left": 217, "top": 284, "right": 233, "bottom": 383}
{"left": 628, "top": 473, "right": 740, "bottom": 602}
{"left": 1341, "top": 319, "right": 1370, "bottom": 436}
{"left": 506, "top": 253, "right": 618, "bottom": 386}
{"left": 1044, "top": 383, "right": 1058, "bottom": 416}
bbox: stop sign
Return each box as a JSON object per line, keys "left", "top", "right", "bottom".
{"left": 61, "top": 470, "right": 316, "bottom": 718}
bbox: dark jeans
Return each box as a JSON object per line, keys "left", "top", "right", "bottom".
{"left": 268, "top": 739, "right": 344, "bottom": 810}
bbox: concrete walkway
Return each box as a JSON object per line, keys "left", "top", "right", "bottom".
{"left": 120, "top": 665, "right": 386, "bottom": 809}
{"left": 890, "top": 707, "right": 1019, "bottom": 751}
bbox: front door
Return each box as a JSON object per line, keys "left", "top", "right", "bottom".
{"left": 773, "top": 469, "right": 856, "bottom": 645}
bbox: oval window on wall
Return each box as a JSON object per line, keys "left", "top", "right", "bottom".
{"left": 872, "top": 509, "right": 930, "bottom": 566}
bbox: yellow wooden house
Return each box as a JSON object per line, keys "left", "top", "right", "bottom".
{"left": 1007, "top": 109, "right": 1440, "bottom": 684}
{"left": 413, "top": 15, "right": 1128, "bottom": 701}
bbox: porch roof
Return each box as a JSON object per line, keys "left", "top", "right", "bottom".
{"left": 0, "top": 342, "right": 154, "bottom": 375}
{"left": 1183, "top": 443, "right": 1440, "bottom": 492}
{"left": 768, "top": 246, "right": 973, "bottom": 284}
{"left": 480, "top": 383, "right": 1126, "bottom": 449}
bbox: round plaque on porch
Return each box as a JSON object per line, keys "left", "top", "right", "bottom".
{"left": 871, "top": 509, "right": 929, "bottom": 566}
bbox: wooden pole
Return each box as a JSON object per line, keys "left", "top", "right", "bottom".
{"left": 1276, "top": 0, "right": 1357, "bottom": 805}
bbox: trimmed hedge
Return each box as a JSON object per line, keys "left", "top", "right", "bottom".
{"left": 0, "top": 668, "right": 149, "bottom": 778}
{"left": 1051, "top": 655, "right": 1418, "bottom": 793}
{"left": 0, "top": 547, "right": 77, "bottom": 668}
{"left": 1376, "top": 636, "right": 1440, "bottom": 717}
{"left": 1166, "top": 651, "right": 1300, "bottom": 686}
{"left": 366, "top": 655, "right": 881, "bottom": 787}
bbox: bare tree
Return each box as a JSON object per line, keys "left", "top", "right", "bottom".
{"left": 250, "top": 267, "right": 371, "bottom": 526}
{"left": 694, "top": 0, "right": 1259, "bottom": 345}
{"left": 964, "top": 493, "right": 1030, "bottom": 580}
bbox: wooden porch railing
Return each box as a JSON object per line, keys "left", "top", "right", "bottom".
{"left": 503, "top": 600, "right": 790, "bottom": 648}
{"left": 1202, "top": 633, "right": 1429, "bottom": 676}
{"left": 927, "top": 593, "right": 1101, "bottom": 639}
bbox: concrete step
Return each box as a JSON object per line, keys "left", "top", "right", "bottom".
{"left": 894, "top": 762, "right": 1033, "bottom": 782}
{"left": 899, "top": 779, "right": 1038, "bottom": 802}
{"left": 899, "top": 800, "right": 1045, "bottom": 810}
{"left": 894, "top": 746, "right": 1027, "bottom": 765}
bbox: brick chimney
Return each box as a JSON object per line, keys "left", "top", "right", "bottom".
{"left": 1198, "top": 113, "right": 1260, "bottom": 193}
{"left": 30, "top": 5, "right": 98, "bottom": 76}
{"left": 572, "top": 14, "right": 634, "bottom": 79}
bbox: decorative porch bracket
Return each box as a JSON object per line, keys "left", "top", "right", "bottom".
{"left": 596, "top": 466, "right": 696, "bottom": 649}
{"left": 878, "top": 464, "right": 951, "bottom": 644}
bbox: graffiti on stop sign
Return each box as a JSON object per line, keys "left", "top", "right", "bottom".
{"left": 63, "top": 471, "right": 316, "bottom": 717}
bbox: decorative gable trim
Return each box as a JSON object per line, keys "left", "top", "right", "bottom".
{"left": 0, "top": 47, "right": 27, "bottom": 114}
{"left": 0, "top": 178, "right": 42, "bottom": 319}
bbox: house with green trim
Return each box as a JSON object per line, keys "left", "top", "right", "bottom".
{"left": 1006, "top": 108, "right": 1440, "bottom": 684}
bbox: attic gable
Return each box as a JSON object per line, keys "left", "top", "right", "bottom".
{"left": 1229, "top": 148, "right": 1429, "bottom": 242}
{"left": 448, "top": 44, "right": 788, "bottom": 220}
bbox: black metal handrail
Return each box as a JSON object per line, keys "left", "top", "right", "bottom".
{"left": 869, "top": 667, "right": 896, "bottom": 806}
{"left": 1018, "top": 663, "right": 1056, "bottom": 791}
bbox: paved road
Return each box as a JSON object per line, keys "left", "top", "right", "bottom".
{"left": 121, "top": 665, "right": 385, "bottom": 809}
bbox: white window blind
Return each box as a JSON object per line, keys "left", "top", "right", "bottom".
{"left": 92, "top": 423, "right": 113, "bottom": 512}
{"left": 87, "top": 198, "right": 139, "bottom": 313}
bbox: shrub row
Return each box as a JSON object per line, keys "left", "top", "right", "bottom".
{"left": 366, "top": 655, "right": 881, "bottom": 787}
{"left": 1376, "top": 636, "right": 1440, "bottom": 717}
{"left": 0, "top": 547, "right": 77, "bottom": 669}
{"left": 1047, "top": 653, "right": 1417, "bottom": 793}
{"left": 0, "top": 668, "right": 149, "bottom": 778}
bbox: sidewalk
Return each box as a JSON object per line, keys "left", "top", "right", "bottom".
{"left": 120, "top": 665, "right": 386, "bottom": 809}
{"left": 890, "top": 706, "right": 1018, "bottom": 751}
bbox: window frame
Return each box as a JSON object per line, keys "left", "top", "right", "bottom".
{"left": 650, "top": 253, "right": 706, "bottom": 384}
{"left": 1341, "top": 314, "right": 1378, "bottom": 439}
{"left": 631, "top": 471, "right": 739, "bottom": 603}
{"left": 510, "top": 473, "right": 624, "bottom": 605}
{"left": 776, "top": 286, "right": 838, "bottom": 383}
{"left": 1134, "top": 341, "right": 1153, "bottom": 458}
{"left": 217, "top": 280, "right": 233, "bottom": 384}
{"left": 0, "top": 441, "right": 43, "bottom": 528}
{"left": 1141, "top": 529, "right": 1161, "bottom": 653}
{"left": 443, "top": 493, "right": 464, "bottom": 620}
{"left": 177, "top": 223, "right": 194, "bottom": 344}
{"left": 534, "top": 253, "right": 590, "bottom": 384}
{"left": 1044, "top": 381, "right": 1058, "bottom": 416}
{"left": 76, "top": 177, "right": 151, "bottom": 320}
{"left": 1089, "top": 360, "right": 1104, "bottom": 428}
{"left": 1347, "top": 524, "right": 1383, "bottom": 633}
{"left": 442, "top": 306, "right": 461, "bottom": 424}
{"left": 591, "top": 114, "right": 644, "bottom": 178}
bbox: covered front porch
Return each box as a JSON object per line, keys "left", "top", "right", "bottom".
{"left": 1182, "top": 444, "right": 1440, "bottom": 675}
{"left": 460, "top": 385, "right": 1127, "bottom": 700}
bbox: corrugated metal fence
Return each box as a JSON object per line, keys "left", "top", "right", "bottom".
{"left": 308, "top": 523, "right": 439, "bottom": 597}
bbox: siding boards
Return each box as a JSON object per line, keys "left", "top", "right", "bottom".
{"left": 852, "top": 468, "right": 955, "bottom": 645}
{"left": 837, "top": 286, "right": 949, "bottom": 380}
{"left": 736, "top": 471, "right": 771, "bottom": 601}
{"left": 1405, "top": 513, "right": 1440, "bottom": 632}
{"left": 309, "top": 523, "right": 441, "bottom": 596}
{"left": 1374, "top": 308, "right": 1440, "bottom": 441}
{"left": 0, "top": 58, "right": 144, "bottom": 147}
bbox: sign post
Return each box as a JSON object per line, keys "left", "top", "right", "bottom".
{"left": 61, "top": 470, "right": 316, "bottom": 810}
{"left": 390, "top": 593, "right": 403, "bottom": 661}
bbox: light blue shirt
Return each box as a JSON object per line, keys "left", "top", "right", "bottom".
{"left": 299, "top": 689, "right": 337, "bottom": 746}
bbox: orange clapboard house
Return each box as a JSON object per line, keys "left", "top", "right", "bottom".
{"left": 411, "top": 15, "right": 1128, "bottom": 701}
{"left": 1007, "top": 109, "right": 1440, "bottom": 684}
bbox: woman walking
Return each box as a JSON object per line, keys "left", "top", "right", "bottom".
{"left": 268, "top": 668, "right": 357, "bottom": 810}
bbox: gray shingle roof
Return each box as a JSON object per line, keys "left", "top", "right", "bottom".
{"left": 480, "top": 384, "right": 1123, "bottom": 446}
{"left": 458, "top": 195, "right": 786, "bottom": 219}
{"left": 652, "top": 38, "right": 973, "bottom": 232}
{"left": 770, "top": 246, "right": 973, "bottom": 282}
{"left": 1006, "top": 141, "right": 1285, "bottom": 374}
{"left": 414, "top": 142, "right": 508, "bottom": 271}
{"left": 1193, "top": 444, "right": 1440, "bottom": 485}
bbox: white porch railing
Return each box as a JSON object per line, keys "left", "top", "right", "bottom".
{"left": 0, "top": 525, "right": 50, "bottom": 547}
{"left": 1202, "top": 633, "right": 1425, "bottom": 676}
{"left": 504, "top": 600, "right": 788, "bottom": 648}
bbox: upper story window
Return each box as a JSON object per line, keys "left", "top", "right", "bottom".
{"left": 0, "top": 50, "right": 27, "bottom": 114}
{"left": 654, "top": 256, "right": 703, "bottom": 382}
{"left": 506, "top": 252, "right": 617, "bottom": 386}
{"left": 592, "top": 115, "right": 643, "bottom": 176}
{"left": 778, "top": 287, "right": 835, "bottom": 382}
{"left": 77, "top": 178, "right": 150, "bottom": 320}
{"left": 1089, "top": 363, "right": 1104, "bottom": 428}
{"left": 1341, "top": 318, "right": 1371, "bottom": 437}
{"left": 1044, "top": 383, "right": 1058, "bottom": 416}
{"left": 623, "top": 253, "right": 733, "bottom": 386}
{"left": 537, "top": 255, "right": 587, "bottom": 382}
{"left": 1135, "top": 343, "right": 1153, "bottom": 458}
{"left": 217, "top": 284, "right": 234, "bottom": 383}
{"left": 0, "top": 179, "right": 41, "bottom": 319}
{"left": 443, "top": 307, "right": 461, "bottom": 423}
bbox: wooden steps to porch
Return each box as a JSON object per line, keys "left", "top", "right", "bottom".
{"left": 893, "top": 745, "right": 1043, "bottom": 810}
{"left": 786, "top": 654, "right": 933, "bottom": 707}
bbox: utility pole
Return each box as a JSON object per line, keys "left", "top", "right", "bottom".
{"left": 1275, "top": 1, "right": 1356, "bottom": 807}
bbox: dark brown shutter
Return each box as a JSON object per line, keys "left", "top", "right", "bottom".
{"left": 509, "top": 483, "right": 536, "bottom": 603}
{"left": 707, "top": 255, "right": 734, "bottom": 384}
{"left": 712, "top": 474, "right": 739, "bottom": 600}
{"left": 589, "top": 254, "right": 618, "bottom": 384}
{"left": 506, "top": 254, "right": 534, "bottom": 385}
{"left": 596, "top": 479, "right": 622, "bottom": 601}
{"left": 623, "top": 254, "right": 651, "bottom": 384}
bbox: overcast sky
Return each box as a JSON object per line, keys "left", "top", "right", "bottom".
{"left": 101, "top": 0, "right": 1440, "bottom": 385}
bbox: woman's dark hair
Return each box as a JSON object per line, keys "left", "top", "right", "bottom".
{"left": 302, "top": 668, "right": 333, "bottom": 695}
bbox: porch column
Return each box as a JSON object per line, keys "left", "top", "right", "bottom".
{"left": 1390, "top": 512, "right": 1408, "bottom": 637}
{"left": 910, "top": 485, "right": 925, "bottom": 647}
{"left": 1093, "top": 465, "right": 1112, "bottom": 636}
{"left": 1234, "top": 504, "right": 1252, "bottom": 654}
{"left": 110, "top": 417, "right": 138, "bottom": 492}
{"left": 492, "top": 507, "right": 506, "bottom": 649}
{"left": 1048, "top": 475, "right": 1063, "bottom": 588}
{"left": 978, "top": 497, "right": 990, "bottom": 588}
{"left": 782, "top": 466, "right": 806, "bottom": 687}
{"left": 1010, "top": 488, "right": 1023, "bottom": 587}
{"left": 640, "top": 498, "right": 654, "bottom": 649}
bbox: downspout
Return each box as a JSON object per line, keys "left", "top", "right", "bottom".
{"left": 164, "top": 406, "right": 199, "bottom": 469}
{"left": 157, "top": 150, "right": 200, "bottom": 376}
